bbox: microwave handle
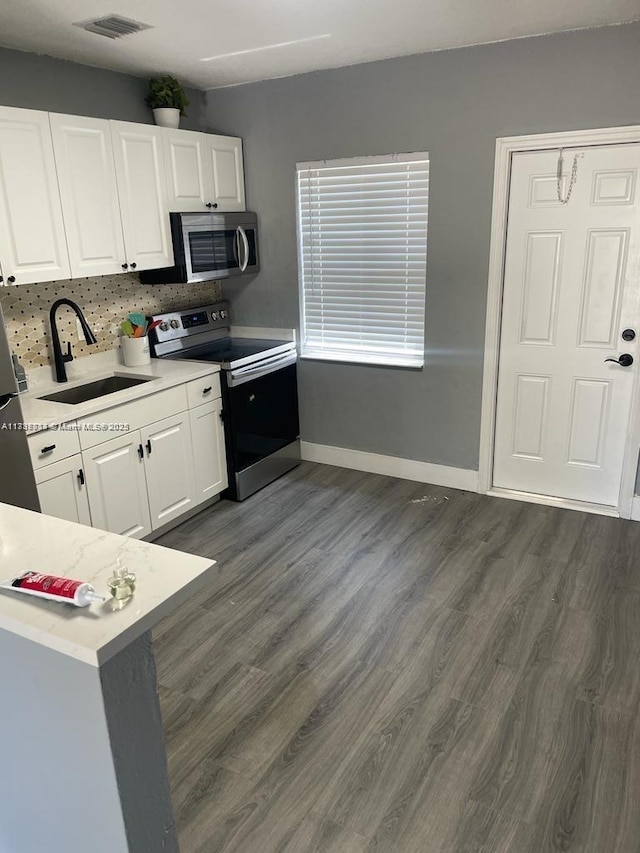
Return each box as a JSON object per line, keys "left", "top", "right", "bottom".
{"left": 237, "top": 226, "right": 250, "bottom": 272}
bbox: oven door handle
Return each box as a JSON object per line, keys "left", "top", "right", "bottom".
{"left": 237, "top": 226, "right": 250, "bottom": 272}
{"left": 227, "top": 351, "right": 297, "bottom": 387}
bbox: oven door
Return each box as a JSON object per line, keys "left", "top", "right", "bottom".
{"left": 183, "top": 219, "right": 259, "bottom": 282}
{"left": 223, "top": 360, "right": 299, "bottom": 473}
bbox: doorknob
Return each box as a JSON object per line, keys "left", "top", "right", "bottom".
{"left": 604, "top": 354, "right": 634, "bottom": 367}
{"left": 622, "top": 329, "right": 636, "bottom": 342}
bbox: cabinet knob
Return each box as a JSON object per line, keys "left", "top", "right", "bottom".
{"left": 205, "top": 202, "right": 218, "bottom": 209}
{"left": 122, "top": 263, "right": 128, "bottom": 270}
{"left": 130, "top": 262, "right": 137, "bottom": 270}
{"left": 7, "top": 275, "right": 15, "bottom": 283}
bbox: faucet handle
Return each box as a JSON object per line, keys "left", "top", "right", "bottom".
{"left": 63, "top": 342, "right": 73, "bottom": 363}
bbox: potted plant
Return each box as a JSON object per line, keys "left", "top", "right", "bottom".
{"left": 145, "top": 75, "right": 189, "bottom": 128}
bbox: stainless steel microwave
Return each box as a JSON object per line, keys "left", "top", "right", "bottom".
{"left": 140, "top": 211, "right": 259, "bottom": 284}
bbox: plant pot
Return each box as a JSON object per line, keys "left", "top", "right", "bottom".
{"left": 153, "top": 108, "right": 180, "bottom": 129}
{"left": 121, "top": 335, "right": 151, "bottom": 367}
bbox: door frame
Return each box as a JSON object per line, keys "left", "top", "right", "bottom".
{"left": 478, "top": 124, "right": 640, "bottom": 519}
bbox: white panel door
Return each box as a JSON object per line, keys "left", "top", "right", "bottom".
{"left": 141, "top": 413, "right": 196, "bottom": 529}
{"left": 189, "top": 399, "right": 228, "bottom": 502}
{"left": 83, "top": 431, "right": 152, "bottom": 539}
{"left": 204, "top": 135, "right": 246, "bottom": 211}
{"left": 0, "top": 106, "right": 70, "bottom": 284}
{"left": 493, "top": 145, "right": 640, "bottom": 506}
{"left": 162, "top": 128, "right": 210, "bottom": 212}
{"left": 110, "top": 121, "right": 173, "bottom": 271}
{"left": 35, "top": 455, "right": 91, "bottom": 526}
{"left": 50, "top": 114, "right": 126, "bottom": 278}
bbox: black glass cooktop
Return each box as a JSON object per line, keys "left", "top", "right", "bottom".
{"left": 166, "top": 337, "right": 292, "bottom": 367}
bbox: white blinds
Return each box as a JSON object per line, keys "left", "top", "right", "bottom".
{"left": 297, "top": 153, "right": 428, "bottom": 367}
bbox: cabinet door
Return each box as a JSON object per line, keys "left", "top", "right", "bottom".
{"left": 189, "top": 400, "right": 228, "bottom": 502}
{"left": 50, "top": 114, "right": 126, "bottom": 278}
{"left": 83, "top": 431, "right": 152, "bottom": 539}
{"left": 0, "top": 106, "right": 71, "bottom": 284}
{"left": 110, "top": 121, "right": 173, "bottom": 271}
{"left": 163, "top": 128, "right": 210, "bottom": 212}
{"left": 141, "top": 413, "right": 196, "bottom": 529}
{"left": 204, "top": 135, "right": 246, "bottom": 211}
{"left": 35, "top": 455, "right": 91, "bottom": 526}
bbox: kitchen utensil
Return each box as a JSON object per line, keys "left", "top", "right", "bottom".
{"left": 133, "top": 323, "right": 146, "bottom": 338}
{"left": 128, "top": 312, "right": 146, "bottom": 328}
{"left": 146, "top": 319, "right": 162, "bottom": 335}
{"left": 120, "top": 320, "right": 135, "bottom": 337}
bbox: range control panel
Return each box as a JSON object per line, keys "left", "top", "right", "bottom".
{"left": 149, "top": 301, "right": 230, "bottom": 344}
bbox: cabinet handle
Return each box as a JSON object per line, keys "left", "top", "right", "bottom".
{"left": 138, "top": 443, "right": 144, "bottom": 459}
{"left": 77, "top": 469, "right": 85, "bottom": 487}
{"left": 0, "top": 276, "right": 3, "bottom": 284}
{"left": 130, "top": 262, "right": 137, "bottom": 270}
{"left": 122, "top": 263, "right": 129, "bottom": 270}
{"left": 41, "top": 444, "right": 56, "bottom": 454}
{"left": 146, "top": 439, "right": 152, "bottom": 455}
{"left": 7, "top": 276, "right": 15, "bottom": 284}
{"left": 205, "top": 202, "right": 218, "bottom": 209}
{"left": 202, "top": 386, "right": 212, "bottom": 394}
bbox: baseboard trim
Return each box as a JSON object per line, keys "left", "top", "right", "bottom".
{"left": 631, "top": 496, "right": 640, "bottom": 521}
{"left": 300, "top": 441, "right": 479, "bottom": 492}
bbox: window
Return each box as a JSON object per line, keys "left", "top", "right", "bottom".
{"left": 296, "top": 152, "right": 428, "bottom": 368}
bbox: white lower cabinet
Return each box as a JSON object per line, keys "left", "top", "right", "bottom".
{"left": 190, "top": 399, "right": 228, "bottom": 501}
{"left": 34, "top": 454, "right": 91, "bottom": 526}
{"left": 83, "top": 431, "right": 152, "bottom": 539}
{"left": 141, "top": 413, "right": 196, "bottom": 529}
{"left": 33, "top": 375, "right": 228, "bottom": 538}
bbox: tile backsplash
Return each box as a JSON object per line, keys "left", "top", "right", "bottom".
{"left": 0, "top": 275, "right": 222, "bottom": 368}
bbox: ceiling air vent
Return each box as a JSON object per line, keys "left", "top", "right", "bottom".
{"left": 74, "top": 15, "right": 153, "bottom": 40}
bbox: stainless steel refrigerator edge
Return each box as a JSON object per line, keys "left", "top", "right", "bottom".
{"left": 0, "top": 305, "right": 40, "bottom": 511}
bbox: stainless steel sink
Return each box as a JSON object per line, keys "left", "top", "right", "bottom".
{"left": 38, "top": 375, "right": 151, "bottom": 405}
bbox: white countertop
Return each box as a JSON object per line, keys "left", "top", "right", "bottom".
{"left": 0, "top": 502, "right": 216, "bottom": 666}
{"left": 20, "top": 349, "right": 220, "bottom": 434}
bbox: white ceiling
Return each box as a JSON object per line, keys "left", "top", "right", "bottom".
{"left": 1, "top": 0, "right": 639, "bottom": 90}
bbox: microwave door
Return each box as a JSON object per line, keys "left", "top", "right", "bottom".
{"left": 183, "top": 225, "right": 241, "bottom": 281}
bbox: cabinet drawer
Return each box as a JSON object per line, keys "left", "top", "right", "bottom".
{"left": 186, "top": 373, "right": 221, "bottom": 409}
{"left": 77, "top": 384, "right": 188, "bottom": 449}
{"left": 28, "top": 424, "right": 81, "bottom": 469}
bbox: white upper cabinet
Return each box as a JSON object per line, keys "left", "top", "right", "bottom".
{"left": 110, "top": 121, "right": 174, "bottom": 272}
{"left": 162, "top": 128, "right": 209, "bottom": 212}
{"left": 0, "top": 106, "right": 71, "bottom": 285}
{"left": 163, "top": 128, "right": 246, "bottom": 212}
{"left": 206, "top": 135, "right": 246, "bottom": 211}
{"left": 49, "top": 114, "right": 126, "bottom": 278}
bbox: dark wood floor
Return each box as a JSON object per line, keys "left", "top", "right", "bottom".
{"left": 153, "top": 462, "right": 640, "bottom": 853}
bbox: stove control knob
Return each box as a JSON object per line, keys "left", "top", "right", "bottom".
{"left": 219, "top": 309, "right": 227, "bottom": 319}
{"left": 211, "top": 311, "right": 219, "bottom": 321}
{"left": 170, "top": 319, "right": 180, "bottom": 329}
{"left": 159, "top": 321, "right": 169, "bottom": 332}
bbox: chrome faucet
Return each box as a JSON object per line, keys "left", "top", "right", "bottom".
{"left": 49, "top": 299, "right": 97, "bottom": 383}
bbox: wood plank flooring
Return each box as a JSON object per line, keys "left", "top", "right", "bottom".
{"left": 153, "top": 462, "right": 640, "bottom": 852}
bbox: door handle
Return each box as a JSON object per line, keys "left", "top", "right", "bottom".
{"left": 237, "top": 226, "right": 249, "bottom": 271}
{"left": 604, "top": 354, "right": 634, "bottom": 367}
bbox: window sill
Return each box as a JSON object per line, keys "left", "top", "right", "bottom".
{"left": 300, "top": 351, "right": 424, "bottom": 369}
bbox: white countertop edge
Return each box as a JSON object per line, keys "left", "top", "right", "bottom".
{"left": 0, "top": 557, "right": 216, "bottom": 667}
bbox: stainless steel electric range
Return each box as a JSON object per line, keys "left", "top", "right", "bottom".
{"left": 149, "top": 302, "right": 300, "bottom": 501}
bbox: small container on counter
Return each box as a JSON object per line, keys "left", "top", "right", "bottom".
{"left": 108, "top": 562, "right": 136, "bottom": 601}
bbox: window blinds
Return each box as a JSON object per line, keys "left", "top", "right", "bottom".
{"left": 297, "top": 153, "right": 428, "bottom": 367}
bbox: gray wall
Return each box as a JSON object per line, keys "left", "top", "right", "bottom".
{"left": 205, "top": 22, "right": 640, "bottom": 471}
{"left": 0, "top": 46, "right": 205, "bottom": 128}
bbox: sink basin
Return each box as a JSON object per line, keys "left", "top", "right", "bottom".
{"left": 39, "top": 375, "right": 151, "bottom": 405}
